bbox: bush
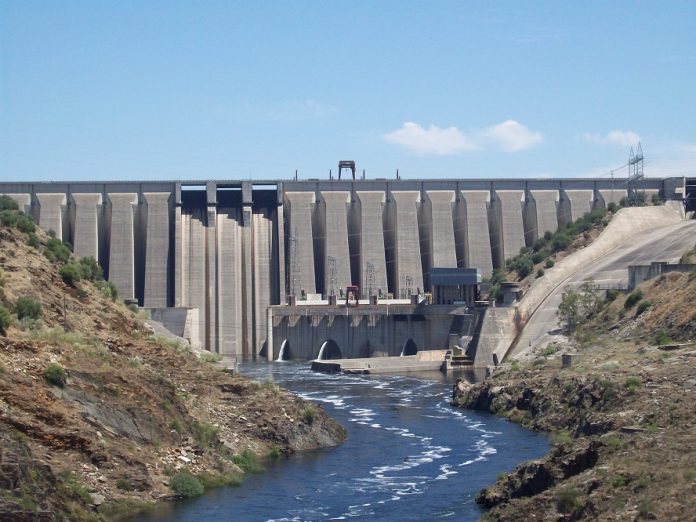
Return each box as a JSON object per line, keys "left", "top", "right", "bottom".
{"left": 654, "top": 330, "right": 672, "bottom": 345}
{"left": 556, "top": 487, "right": 582, "bottom": 513}
{"left": 116, "top": 478, "right": 134, "bottom": 491}
{"left": 44, "top": 238, "right": 71, "bottom": 264}
{"left": 636, "top": 300, "right": 652, "bottom": 315}
{"left": 169, "top": 471, "right": 204, "bottom": 498}
{"left": 59, "top": 262, "right": 83, "bottom": 287}
{"left": 515, "top": 257, "right": 534, "bottom": 279}
{"left": 15, "top": 297, "right": 42, "bottom": 320}
{"left": 531, "top": 251, "right": 546, "bottom": 264}
{"left": 191, "top": 421, "right": 219, "bottom": 448}
{"left": 651, "top": 194, "right": 663, "bottom": 206}
{"left": 302, "top": 406, "right": 317, "bottom": 425}
{"left": 536, "top": 268, "right": 545, "bottom": 278}
{"left": 96, "top": 279, "right": 118, "bottom": 300}
{"left": 15, "top": 215, "right": 35, "bottom": 234}
{"left": 611, "top": 474, "right": 628, "bottom": 488}
{"left": 232, "top": 449, "right": 262, "bottom": 473}
{"left": 605, "top": 289, "right": 620, "bottom": 302}
{"left": 26, "top": 232, "right": 40, "bottom": 248}
{"left": 0, "top": 210, "right": 18, "bottom": 227}
{"left": 0, "top": 195, "right": 19, "bottom": 211}
{"left": 78, "top": 257, "right": 103, "bottom": 281}
{"left": 551, "top": 233, "right": 572, "bottom": 253}
{"left": 607, "top": 202, "right": 619, "bottom": 213}
{"left": 624, "top": 376, "right": 641, "bottom": 390}
{"left": 44, "top": 363, "right": 67, "bottom": 387}
{"left": 0, "top": 306, "right": 11, "bottom": 334}
{"left": 545, "top": 258, "right": 555, "bottom": 268}
{"left": 624, "top": 290, "right": 643, "bottom": 309}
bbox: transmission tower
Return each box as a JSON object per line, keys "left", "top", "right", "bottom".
{"left": 628, "top": 142, "right": 646, "bottom": 204}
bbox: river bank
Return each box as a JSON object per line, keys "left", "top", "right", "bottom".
{"left": 453, "top": 274, "right": 696, "bottom": 520}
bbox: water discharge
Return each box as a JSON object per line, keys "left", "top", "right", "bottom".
{"left": 135, "top": 362, "right": 548, "bottom": 521}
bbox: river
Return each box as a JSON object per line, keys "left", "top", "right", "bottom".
{"left": 135, "top": 362, "right": 548, "bottom": 521}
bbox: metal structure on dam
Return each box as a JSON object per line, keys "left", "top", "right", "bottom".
{"left": 0, "top": 176, "right": 686, "bottom": 358}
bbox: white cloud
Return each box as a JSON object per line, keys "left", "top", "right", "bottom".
{"left": 583, "top": 130, "right": 641, "bottom": 147}
{"left": 383, "top": 122, "right": 477, "bottom": 155}
{"left": 481, "top": 120, "right": 544, "bottom": 152}
{"left": 384, "top": 119, "right": 543, "bottom": 156}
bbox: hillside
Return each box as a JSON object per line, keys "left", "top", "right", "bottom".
{"left": 453, "top": 257, "right": 696, "bottom": 520}
{"left": 0, "top": 200, "right": 345, "bottom": 520}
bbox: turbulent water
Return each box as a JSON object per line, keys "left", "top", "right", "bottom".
{"left": 136, "top": 362, "right": 548, "bottom": 521}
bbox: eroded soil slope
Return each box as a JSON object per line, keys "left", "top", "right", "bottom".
{"left": 0, "top": 219, "right": 345, "bottom": 520}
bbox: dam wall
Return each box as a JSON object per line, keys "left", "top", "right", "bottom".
{"left": 0, "top": 177, "right": 682, "bottom": 357}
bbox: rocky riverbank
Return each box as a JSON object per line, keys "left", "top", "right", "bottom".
{"left": 453, "top": 271, "right": 696, "bottom": 520}
{"left": 0, "top": 202, "right": 345, "bottom": 520}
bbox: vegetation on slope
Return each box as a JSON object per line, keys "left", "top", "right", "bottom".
{"left": 0, "top": 197, "right": 346, "bottom": 520}
{"left": 454, "top": 267, "right": 696, "bottom": 520}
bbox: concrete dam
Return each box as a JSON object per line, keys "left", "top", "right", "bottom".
{"left": 0, "top": 177, "right": 684, "bottom": 359}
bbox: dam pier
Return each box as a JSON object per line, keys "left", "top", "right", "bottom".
{"left": 0, "top": 176, "right": 687, "bottom": 363}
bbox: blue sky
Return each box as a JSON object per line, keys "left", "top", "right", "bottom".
{"left": 1, "top": 1, "right": 695, "bottom": 181}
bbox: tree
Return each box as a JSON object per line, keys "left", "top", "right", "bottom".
{"left": 558, "top": 286, "right": 581, "bottom": 334}
{"left": 557, "top": 280, "right": 603, "bottom": 334}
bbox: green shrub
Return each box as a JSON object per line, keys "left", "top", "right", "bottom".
{"left": 0, "top": 195, "right": 19, "bottom": 211}
{"left": 636, "top": 300, "right": 652, "bottom": 315}
{"left": 78, "top": 257, "right": 103, "bottom": 281}
{"left": 96, "top": 279, "right": 118, "bottom": 300}
{"left": 302, "top": 406, "right": 317, "bottom": 425}
{"left": 550, "top": 430, "right": 572, "bottom": 446}
{"left": 654, "top": 330, "right": 672, "bottom": 345}
{"left": 232, "top": 449, "right": 262, "bottom": 473}
{"left": 545, "top": 258, "right": 555, "bottom": 268}
{"left": 199, "top": 352, "right": 222, "bottom": 364}
{"left": 267, "top": 446, "right": 282, "bottom": 461}
{"left": 624, "top": 376, "right": 641, "bottom": 391}
{"left": 15, "top": 215, "right": 35, "bottom": 234}
{"left": 651, "top": 194, "right": 663, "bottom": 206}
{"left": 515, "top": 257, "right": 534, "bottom": 279}
{"left": 604, "top": 435, "right": 624, "bottom": 450}
{"left": 44, "top": 363, "right": 67, "bottom": 387}
{"left": 542, "top": 344, "right": 558, "bottom": 356}
{"left": 607, "top": 202, "right": 619, "bottom": 213}
{"left": 551, "top": 233, "right": 572, "bottom": 252}
{"left": 611, "top": 474, "right": 628, "bottom": 488}
{"left": 605, "top": 289, "right": 620, "bottom": 302}
{"left": 44, "top": 238, "right": 72, "bottom": 264}
{"left": 637, "top": 498, "right": 653, "bottom": 517}
{"left": 26, "top": 232, "right": 40, "bottom": 248}
{"left": 0, "top": 210, "right": 18, "bottom": 227}
{"left": 0, "top": 305, "right": 11, "bottom": 334}
{"left": 536, "top": 268, "right": 545, "bottom": 278}
{"left": 15, "top": 296, "right": 42, "bottom": 320}
{"left": 531, "top": 251, "right": 546, "bottom": 264}
{"left": 59, "top": 262, "right": 83, "bottom": 287}
{"left": 191, "top": 421, "right": 219, "bottom": 448}
{"left": 624, "top": 290, "right": 643, "bottom": 309}
{"left": 169, "top": 471, "right": 204, "bottom": 498}
{"left": 556, "top": 487, "right": 582, "bottom": 513}
{"left": 116, "top": 478, "right": 134, "bottom": 491}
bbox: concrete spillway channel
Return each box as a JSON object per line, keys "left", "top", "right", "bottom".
{"left": 0, "top": 177, "right": 683, "bottom": 360}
